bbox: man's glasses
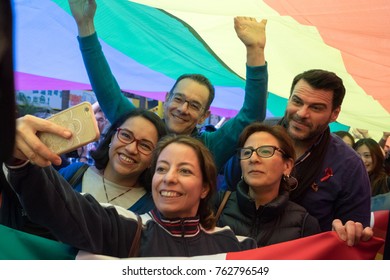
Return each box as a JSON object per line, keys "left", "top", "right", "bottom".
{"left": 169, "top": 93, "right": 204, "bottom": 113}
{"left": 238, "top": 145, "right": 286, "bottom": 160}
{"left": 116, "top": 128, "right": 155, "bottom": 155}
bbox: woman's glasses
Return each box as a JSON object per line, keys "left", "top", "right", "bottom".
{"left": 116, "top": 128, "right": 155, "bottom": 155}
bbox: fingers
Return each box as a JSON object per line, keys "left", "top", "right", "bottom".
{"left": 332, "top": 219, "right": 368, "bottom": 247}
{"left": 361, "top": 227, "right": 374, "bottom": 242}
{"left": 15, "top": 115, "right": 72, "bottom": 167}
{"left": 332, "top": 219, "right": 347, "bottom": 241}
{"left": 342, "top": 220, "right": 359, "bottom": 246}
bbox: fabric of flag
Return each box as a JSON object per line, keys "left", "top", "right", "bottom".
{"left": 0, "top": 224, "right": 383, "bottom": 260}
{"left": 371, "top": 210, "right": 390, "bottom": 259}
{"left": 13, "top": 0, "right": 390, "bottom": 138}
{"left": 0, "top": 225, "right": 77, "bottom": 260}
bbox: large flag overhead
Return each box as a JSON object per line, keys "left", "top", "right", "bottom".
{"left": 13, "top": 0, "right": 390, "bottom": 137}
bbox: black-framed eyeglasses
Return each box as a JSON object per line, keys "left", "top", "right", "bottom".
{"left": 116, "top": 128, "right": 155, "bottom": 155}
{"left": 169, "top": 93, "right": 204, "bottom": 113}
{"left": 237, "top": 145, "right": 286, "bottom": 160}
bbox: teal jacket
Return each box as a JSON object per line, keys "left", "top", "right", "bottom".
{"left": 78, "top": 33, "right": 268, "bottom": 171}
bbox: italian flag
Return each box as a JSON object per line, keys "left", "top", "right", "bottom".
{"left": 0, "top": 210, "right": 386, "bottom": 260}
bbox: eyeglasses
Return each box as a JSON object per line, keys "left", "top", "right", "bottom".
{"left": 169, "top": 93, "right": 204, "bottom": 113}
{"left": 116, "top": 128, "right": 155, "bottom": 155}
{"left": 238, "top": 145, "right": 286, "bottom": 160}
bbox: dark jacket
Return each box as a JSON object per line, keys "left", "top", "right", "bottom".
{"left": 8, "top": 163, "right": 256, "bottom": 258}
{"left": 215, "top": 180, "right": 321, "bottom": 247}
{"left": 222, "top": 125, "right": 371, "bottom": 231}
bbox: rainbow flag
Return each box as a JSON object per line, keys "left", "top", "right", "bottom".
{"left": 13, "top": 0, "right": 390, "bottom": 137}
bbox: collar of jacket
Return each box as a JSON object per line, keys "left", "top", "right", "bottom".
{"left": 236, "top": 180, "right": 289, "bottom": 222}
{"left": 150, "top": 209, "right": 201, "bottom": 238}
{"left": 162, "top": 119, "right": 200, "bottom": 137}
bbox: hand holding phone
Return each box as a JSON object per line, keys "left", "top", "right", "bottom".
{"left": 38, "top": 102, "right": 100, "bottom": 155}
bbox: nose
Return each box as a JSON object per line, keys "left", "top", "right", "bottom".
{"left": 163, "top": 169, "right": 178, "bottom": 184}
{"left": 124, "top": 140, "right": 139, "bottom": 154}
{"left": 249, "top": 151, "right": 262, "bottom": 162}
{"left": 296, "top": 105, "right": 309, "bottom": 118}
{"left": 177, "top": 101, "right": 190, "bottom": 113}
{"left": 358, "top": 155, "right": 367, "bottom": 163}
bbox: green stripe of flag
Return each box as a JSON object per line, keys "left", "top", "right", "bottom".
{"left": 0, "top": 225, "right": 78, "bottom": 260}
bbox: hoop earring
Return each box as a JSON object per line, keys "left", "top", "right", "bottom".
{"left": 283, "top": 174, "right": 298, "bottom": 191}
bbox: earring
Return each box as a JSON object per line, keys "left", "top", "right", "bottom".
{"left": 108, "top": 143, "right": 112, "bottom": 148}
{"left": 283, "top": 174, "right": 298, "bottom": 191}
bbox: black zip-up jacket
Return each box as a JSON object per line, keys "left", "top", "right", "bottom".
{"left": 215, "top": 181, "right": 321, "bottom": 247}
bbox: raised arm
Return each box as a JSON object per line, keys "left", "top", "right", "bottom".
{"left": 68, "top": 0, "right": 135, "bottom": 123}
{"left": 6, "top": 162, "right": 138, "bottom": 258}
{"left": 201, "top": 17, "right": 268, "bottom": 170}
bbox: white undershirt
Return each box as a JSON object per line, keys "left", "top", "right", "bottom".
{"left": 81, "top": 166, "right": 146, "bottom": 209}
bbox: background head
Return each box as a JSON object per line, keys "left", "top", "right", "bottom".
{"left": 94, "top": 108, "right": 108, "bottom": 134}
{"left": 353, "top": 138, "right": 384, "bottom": 175}
{"left": 290, "top": 69, "right": 346, "bottom": 111}
{"left": 150, "top": 135, "right": 217, "bottom": 229}
{"left": 334, "top": 130, "right": 355, "bottom": 147}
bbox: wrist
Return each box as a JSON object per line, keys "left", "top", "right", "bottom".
{"left": 5, "top": 157, "right": 29, "bottom": 169}
{"left": 77, "top": 21, "right": 96, "bottom": 37}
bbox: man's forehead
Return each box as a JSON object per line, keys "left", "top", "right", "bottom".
{"left": 172, "top": 79, "right": 210, "bottom": 103}
{"left": 291, "top": 81, "right": 333, "bottom": 105}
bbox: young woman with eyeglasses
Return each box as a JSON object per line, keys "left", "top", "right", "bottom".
{"left": 215, "top": 122, "right": 321, "bottom": 247}
{"left": 59, "top": 109, "right": 167, "bottom": 213}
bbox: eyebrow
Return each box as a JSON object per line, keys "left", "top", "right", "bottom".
{"left": 291, "top": 95, "right": 328, "bottom": 108}
{"left": 156, "top": 159, "right": 196, "bottom": 168}
{"left": 119, "top": 128, "right": 155, "bottom": 144}
{"left": 172, "top": 93, "right": 203, "bottom": 105}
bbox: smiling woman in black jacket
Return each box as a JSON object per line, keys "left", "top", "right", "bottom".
{"left": 216, "top": 123, "right": 321, "bottom": 247}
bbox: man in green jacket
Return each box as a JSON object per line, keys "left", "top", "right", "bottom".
{"left": 68, "top": 0, "right": 268, "bottom": 171}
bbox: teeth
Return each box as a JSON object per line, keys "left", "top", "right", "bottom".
{"left": 160, "top": 191, "right": 181, "bottom": 197}
{"left": 119, "top": 154, "right": 135, "bottom": 163}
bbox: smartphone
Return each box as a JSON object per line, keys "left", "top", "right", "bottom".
{"left": 38, "top": 102, "right": 100, "bottom": 155}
